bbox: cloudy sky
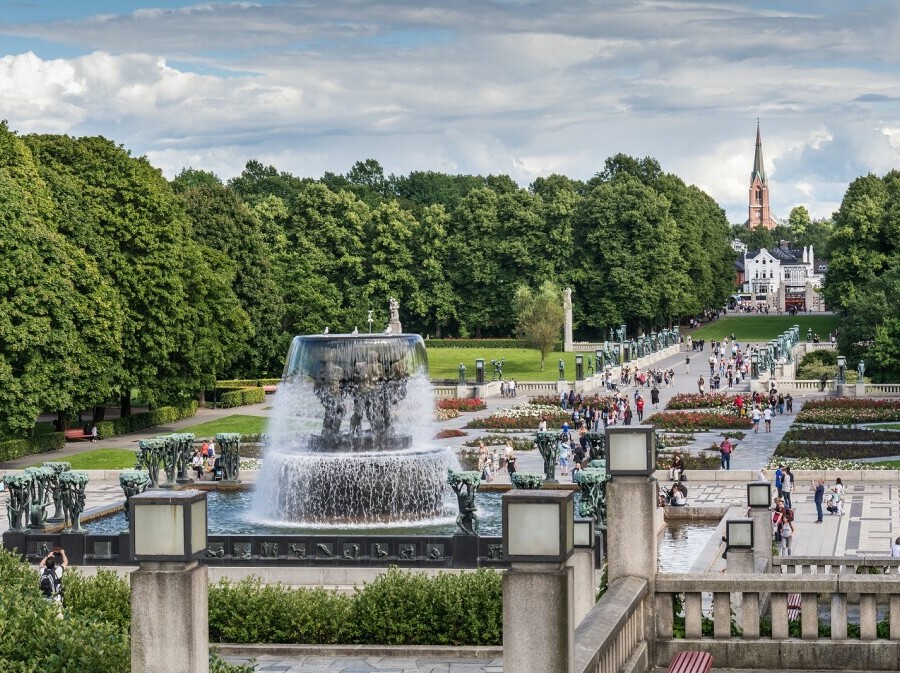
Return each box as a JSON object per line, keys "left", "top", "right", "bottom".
{"left": 2, "top": 0, "right": 899, "bottom": 223}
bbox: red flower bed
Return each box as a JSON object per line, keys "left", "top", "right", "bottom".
{"left": 434, "top": 429, "right": 468, "bottom": 439}
{"left": 529, "top": 394, "right": 614, "bottom": 407}
{"left": 437, "top": 398, "right": 487, "bottom": 412}
{"left": 651, "top": 411, "right": 753, "bottom": 430}
{"left": 796, "top": 398, "right": 900, "bottom": 424}
{"left": 665, "top": 393, "right": 744, "bottom": 411}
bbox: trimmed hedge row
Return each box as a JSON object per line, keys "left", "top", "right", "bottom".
{"left": 220, "top": 387, "right": 267, "bottom": 408}
{"left": 0, "top": 432, "right": 66, "bottom": 463}
{"left": 216, "top": 378, "right": 280, "bottom": 389}
{"left": 426, "top": 338, "right": 562, "bottom": 350}
{"left": 96, "top": 402, "right": 198, "bottom": 440}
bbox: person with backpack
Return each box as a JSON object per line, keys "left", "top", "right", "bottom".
{"left": 777, "top": 507, "right": 796, "bottom": 556}
{"left": 39, "top": 547, "right": 67, "bottom": 606}
{"left": 719, "top": 437, "right": 733, "bottom": 470}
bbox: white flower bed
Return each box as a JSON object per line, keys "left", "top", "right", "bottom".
{"left": 766, "top": 457, "right": 889, "bottom": 471}
{"left": 487, "top": 404, "right": 566, "bottom": 419}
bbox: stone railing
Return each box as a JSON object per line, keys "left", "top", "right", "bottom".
{"left": 575, "top": 577, "right": 649, "bottom": 673}
{"left": 804, "top": 342, "right": 837, "bottom": 351}
{"left": 867, "top": 383, "right": 900, "bottom": 396}
{"left": 516, "top": 382, "right": 561, "bottom": 393}
{"left": 432, "top": 385, "right": 457, "bottom": 398}
{"left": 775, "top": 379, "right": 830, "bottom": 392}
{"left": 774, "top": 555, "right": 900, "bottom": 574}
{"left": 655, "top": 573, "right": 900, "bottom": 670}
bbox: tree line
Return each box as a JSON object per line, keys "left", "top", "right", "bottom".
{"left": 0, "top": 123, "right": 736, "bottom": 436}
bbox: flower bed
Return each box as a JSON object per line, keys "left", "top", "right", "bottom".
{"left": 775, "top": 439, "right": 900, "bottom": 460}
{"left": 657, "top": 451, "right": 720, "bottom": 471}
{"left": 665, "top": 393, "right": 744, "bottom": 411}
{"left": 782, "top": 426, "right": 900, "bottom": 442}
{"left": 650, "top": 410, "right": 752, "bottom": 431}
{"left": 465, "top": 404, "right": 570, "bottom": 430}
{"left": 529, "top": 394, "right": 611, "bottom": 407}
{"left": 766, "top": 457, "right": 890, "bottom": 471}
{"left": 434, "top": 429, "right": 467, "bottom": 439}
{"left": 463, "top": 435, "right": 535, "bottom": 451}
{"left": 434, "top": 408, "right": 460, "bottom": 422}
{"left": 437, "top": 398, "right": 487, "bottom": 412}
{"left": 795, "top": 399, "right": 900, "bottom": 425}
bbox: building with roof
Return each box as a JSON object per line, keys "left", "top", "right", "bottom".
{"left": 739, "top": 243, "right": 827, "bottom": 311}
{"left": 746, "top": 123, "right": 779, "bottom": 229}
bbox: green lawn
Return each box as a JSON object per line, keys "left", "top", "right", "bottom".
{"left": 427, "top": 348, "right": 581, "bottom": 382}
{"left": 873, "top": 424, "right": 900, "bottom": 431}
{"left": 689, "top": 315, "right": 840, "bottom": 343}
{"left": 30, "top": 449, "right": 136, "bottom": 470}
{"left": 178, "top": 414, "right": 269, "bottom": 437}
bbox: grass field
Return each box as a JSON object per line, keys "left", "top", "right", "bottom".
{"left": 30, "top": 449, "right": 136, "bottom": 470}
{"left": 178, "top": 414, "right": 269, "bottom": 437}
{"left": 427, "top": 348, "right": 581, "bottom": 382}
{"left": 689, "top": 315, "right": 840, "bottom": 342}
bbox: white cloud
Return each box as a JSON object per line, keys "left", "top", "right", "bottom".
{"left": 0, "top": 0, "right": 898, "bottom": 223}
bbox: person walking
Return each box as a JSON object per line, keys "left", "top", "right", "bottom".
{"left": 763, "top": 405, "right": 773, "bottom": 433}
{"left": 834, "top": 477, "right": 845, "bottom": 516}
{"left": 719, "top": 437, "right": 733, "bottom": 470}
{"left": 650, "top": 386, "right": 660, "bottom": 410}
{"left": 781, "top": 467, "right": 794, "bottom": 510}
{"left": 685, "top": 355, "right": 691, "bottom": 375}
{"left": 751, "top": 406, "right": 761, "bottom": 433}
{"left": 812, "top": 479, "right": 825, "bottom": 523}
{"left": 775, "top": 464, "right": 784, "bottom": 498}
{"left": 635, "top": 394, "right": 645, "bottom": 422}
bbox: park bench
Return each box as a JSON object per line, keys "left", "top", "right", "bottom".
{"left": 64, "top": 428, "right": 92, "bottom": 442}
{"left": 262, "top": 384, "right": 278, "bottom": 394}
{"left": 787, "top": 592, "right": 802, "bottom": 621}
{"left": 667, "top": 650, "right": 713, "bottom": 673}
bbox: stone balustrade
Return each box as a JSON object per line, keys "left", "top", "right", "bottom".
{"left": 654, "top": 573, "right": 900, "bottom": 670}
{"left": 774, "top": 556, "right": 900, "bottom": 574}
{"left": 574, "top": 577, "right": 648, "bottom": 673}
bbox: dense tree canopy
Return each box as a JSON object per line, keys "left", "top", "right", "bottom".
{"left": 1, "top": 120, "right": 742, "bottom": 435}
{"left": 825, "top": 171, "right": 900, "bottom": 381}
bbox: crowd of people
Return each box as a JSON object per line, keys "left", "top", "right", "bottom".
{"left": 190, "top": 438, "right": 222, "bottom": 481}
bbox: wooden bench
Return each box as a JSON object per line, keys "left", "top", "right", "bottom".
{"left": 787, "top": 592, "right": 801, "bottom": 621}
{"left": 64, "top": 429, "right": 92, "bottom": 442}
{"left": 668, "top": 651, "right": 713, "bottom": 673}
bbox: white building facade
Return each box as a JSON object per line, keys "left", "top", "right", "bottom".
{"left": 740, "top": 245, "right": 827, "bottom": 312}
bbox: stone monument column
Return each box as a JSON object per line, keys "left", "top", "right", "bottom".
{"left": 388, "top": 296, "right": 402, "bottom": 334}
{"left": 563, "top": 287, "right": 573, "bottom": 352}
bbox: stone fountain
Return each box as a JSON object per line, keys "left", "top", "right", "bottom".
{"left": 252, "top": 331, "right": 451, "bottom": 525}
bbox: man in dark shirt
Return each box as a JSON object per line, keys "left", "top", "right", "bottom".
{"left": 813, "top": 479, "right": 825, "bottom": 523}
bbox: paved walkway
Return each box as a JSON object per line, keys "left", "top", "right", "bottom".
{"left": 219, "top": 654, "right": 502, "bottom": 672}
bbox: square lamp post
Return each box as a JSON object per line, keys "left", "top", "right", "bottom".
{"left": 605, "top": 426, "right": 656, "bottom": 476}
{"left": 575, "top": 355, "right": 584, "bottom": 381}
{"left": 573, "top": 517, "right": 595, "bottom": 549}
{"left": 502, "top": 490, "right": 574, "bottom": 564}
{"left": 837, "top": 355, "right": 847, "bottom": 385}
{"left": 750, "top": 352, "right": 759, "bottom": 379}
{"left": 747, "top": 482, "right": 772, "bottom": 509}
{"left": 130, "top": 490, "right": 209, "bottom": 673}
{"left": 725, "top": 519, "right": 754, "bottom": 549}
{"left": 475, "top": 358, "right": 485, "bottom": 385}
{"left": 130, "top": 490, "right": 208, "bottom": 562}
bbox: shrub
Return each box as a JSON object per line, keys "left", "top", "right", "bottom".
{"left": 0, "top": 550, "right": 130, "bottom": 673}
{"left": 434, "top": 429, "right": 467, "bottom": 439}
{"left": 96, "top": 402, "right": 198, "bottom": 440}
{"left": 650, "top": 411, "right": 752, "bottom": 431}
{"left": 463, "top": 435, "right": 534, "bottom": 451}
{"left": 216, "top": 378, "right": 281, "bottom": 389}
{"left": 220, "top": 387, "right": 266, "bottom": 408}
{"left": 437, "top": 398, "right": 487, "bottom": 412}
{"left": 427, "top": 338, "right": 560, "bottom": 350}
{"left": 0, "top": 432, "right": 66, "bottom": 462}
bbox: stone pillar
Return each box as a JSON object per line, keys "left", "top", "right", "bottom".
{"left": 727, "top": 548, "right": 754, "bottom": 573}
{"left": 606, "top": 476, "right": 658, "bottom": 655}
{"left": 567, "top": 547, "right": 596, "bottom": 624}
{"left": 563, "top": 287, "right": 573, "bottom": 352}
{"left": 131, "top": 561, "right": 209, "bottom": 673}
{"left": 503, "top": 564, "right": 574, "bottom": 673}
{"left": 750, "top": 508, "right": 773, "bottom": 571}
{"left": 856, "top": 382, "right": 866, "bottom": 397}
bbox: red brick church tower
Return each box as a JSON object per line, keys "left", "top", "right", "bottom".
{"left": 747, "top": 123, "right": 778, "bottom": 229}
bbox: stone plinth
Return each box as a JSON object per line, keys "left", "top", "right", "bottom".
{"left": 567, "top": 548, "right": 596, "bottom": 624}
{"left": 503, "top": 564, "right": 574, "bottom": 673}
{"left": 131, "top": 561, "right": 208, "bottom": 673}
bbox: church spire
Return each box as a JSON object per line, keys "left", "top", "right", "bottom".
{"left": 751, "top": 121, "right": 767, "bottom": 184}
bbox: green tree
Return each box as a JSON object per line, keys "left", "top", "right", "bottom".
{"left": 788, "top": 205, "right": 812, "bottom": 234}
{"left": 25, "top": 134, "right": 232, "bottom": 413}
{"left": 0, "top": 123, "right": 122, "bottom": 434}
{"left": 513, "top": 281, "right": 564, "bottom": 370}
{"left": 173, "top": 170, "right": 286, "bottom": 376}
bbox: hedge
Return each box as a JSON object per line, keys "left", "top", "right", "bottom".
{"left": 0, "top": 432, "right": 66, "bottom": 463}
{"left": 96, "top": 402, "right": 198, "bottom": 440}
{"left": 425, "top": 338, "right": 562, "bottom": 350}
{"left": 216, "top": 378, "right": 280, "bottom": 389}
{"left": 220, "top": 387, "right": 266, "bottom": 408}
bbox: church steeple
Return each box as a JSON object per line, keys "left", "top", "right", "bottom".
{"left": 747, "top": 121, "right": 775, "bottom": 230}
{"left": 751, "top": 122, "right": 767, "bottom": 184}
